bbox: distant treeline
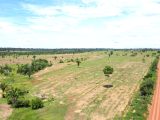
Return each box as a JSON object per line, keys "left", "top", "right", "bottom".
{"left": 0, "top": 48, "right": 160, "bottom": 56}
{"left": 0, "top": 48, "right": 106, "bottom": 55}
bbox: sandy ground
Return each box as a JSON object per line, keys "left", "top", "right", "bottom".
{"left": 0, "top": 104, "right": 12, "bottom": 120}
{"left": 32, "top": 60, "right": 149, "bottom": 120}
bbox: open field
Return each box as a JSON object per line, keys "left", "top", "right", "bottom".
{"left": 0, "top": 51, "right": 157, "bottom": 120}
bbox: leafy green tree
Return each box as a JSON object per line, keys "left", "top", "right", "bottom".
{"left": 0, "top": 82, "right": 8, "bottom": 98}
{"left": 103, "top": 66, "right": 113, "bottom": 77}
{"left": 27, "top": 64, "right": 32, "bottom": 78}
{"left": 140, "top": 79, "right": 154, "bottom": 96}
{"left": 17, "top": 59, "right": 51, "bottom": 77}
{"left": 0, "top": 64, "right": 12, "bottom": 76}
{"left": 76, "top": 58, "right": 81, "bottom": 67}
{"left": 6, "top": 87, "right": 29, "bottom": 107}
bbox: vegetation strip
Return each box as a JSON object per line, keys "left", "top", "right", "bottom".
{"left": 121, "top": 56, "right": 159, "bottom": 120}
{"left": 148, "top": 61, "right": 160, "bottom": 120}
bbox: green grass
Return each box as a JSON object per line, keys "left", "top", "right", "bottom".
{"left": 8, "top": 100, "right": 67, "bottom": 120}
{"left": 0, "top": 98, "right": 7, "bottom": 104}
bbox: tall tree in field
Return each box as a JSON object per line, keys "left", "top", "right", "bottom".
{"left": 33, "top": 55, "right": 36, "bottom": 60}
{"left": 76, "top": 58, "right": 81, "bottom": 67}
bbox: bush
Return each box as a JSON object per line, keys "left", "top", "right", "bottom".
{"left": 0, "top": 64, "right": 12, "bottom": 76}
{"left": 103, "top": 66, "right": 113, "bottom": 76}
{"left": 130, "top": 52, "right": 137, "bottom": 57}
{"left": 13, "top": 99, "right": 30, "bottom": 108}
{"left": 140, "top": 79, "right": 154, "bottom": 96}
{"left": 76, "top": 58, "right": 81, "bottom": 67}
{"left": 17, "top": 64, "right": 31, "bottom": 76}
{"left": 17, "top": 59, "right": 51, "bottom": 77}
{"left": 0, "top": 82, "right": 7, "bottom": 92}
{"left": 31, "top": 97, "right": 44, "bottom": 110}
{"left": 59, "top": 59, "right": 64, "bottom": 63}
{"left": 0, "top": 82, "right": 8, "bottom": 98}
{"left": 5, "top": 87, "right": 29, "bottom": 108}
{"left": 31, "top": 59, "right": 50, "bottom": 72}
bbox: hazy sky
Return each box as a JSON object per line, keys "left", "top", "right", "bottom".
{"left": 0, "top": 0, "right": 160, "bottom": 48}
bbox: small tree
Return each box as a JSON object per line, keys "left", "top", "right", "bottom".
{"left": 76, "top": 59, "right": 81, "bottom": 67}
{"left": 54, "top": 56, "right": 57, "bottom": 60}
{"left": 33, "top": 55, "right": 36, "bottom": 60}
{"left": 103, "top": 66, "right": 113, "bottom": 77}
{"left": 0, "top": 65, "right": 12, "bottom": 76}
{"left": 6, "top": 87, "right": 28, "bottom": 107}
{"left": 59, "top": 59, "right": 64, "bottom": 63}
{"left": 27, "top": 64, "right": 32, "bottom": 78}
{"left": 0, "top": 82, "right": 8, "bottom": 98}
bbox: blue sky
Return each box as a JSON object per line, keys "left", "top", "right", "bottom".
{"left": 0, "top": 0, "right": 160, "bottom": 48}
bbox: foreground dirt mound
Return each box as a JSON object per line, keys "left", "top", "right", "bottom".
{"left": 0, "top": 104, "right": 13, "bottom": 120}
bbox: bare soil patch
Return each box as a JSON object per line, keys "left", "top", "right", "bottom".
{"left": 0, "top": 104, "right": 12, "bottom": 120}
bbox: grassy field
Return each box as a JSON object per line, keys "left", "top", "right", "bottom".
{"left": 0, "top": 51, "right": 156, "bottom": 120}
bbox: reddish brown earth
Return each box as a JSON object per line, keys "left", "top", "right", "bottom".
{"left": 0, "top": 104, "right": 13, "bottom": 120}
{"left": 148, "top": 62, "right": 160, "bottom": 120}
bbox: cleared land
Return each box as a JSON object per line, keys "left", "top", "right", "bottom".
{"left": 0, "top": 51, "right": 155, "bottom": 120}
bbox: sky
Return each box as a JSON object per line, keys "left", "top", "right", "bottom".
{"left": 0, "top": 0, "right": 160, "bottom": 48}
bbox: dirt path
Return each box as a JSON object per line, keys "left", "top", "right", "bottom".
{"left": 0, "top": 104, "right": 13, "bottom": 120}
{"left": 148, "top": 61, "right": 160, "bottom": 120}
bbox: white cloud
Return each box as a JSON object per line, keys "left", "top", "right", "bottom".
{"left": 22, "top": 2, "right": 121, "bottom": 19}
{"left": 0, "top": 0, "right": 160, "bottom": 48}
{"left": 0, "top": 21, "right": 16, "bottom": 32}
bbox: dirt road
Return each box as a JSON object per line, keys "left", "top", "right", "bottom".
{"left": 148, "top": 62, "right": 160, "bottom": 120}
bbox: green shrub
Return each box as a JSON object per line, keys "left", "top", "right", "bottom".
{"left": 0, "top": 82, "right": 8, "bottom": 98}
{"left": 31, "top": 59, "right": 50, "bottom": 72}
{"left": 0, "top": 82, "right": 7, "bottom": 92}
{"left": 5, "top": 87, "right": 29, "bottom": 108}
{"left": 130, "top": 52, "right": 137, "bottom": 57}
{"left": 59, "top": 59, "right": 64, "bottom": 63}
{"left": 17, "top": 59, "right": 51, "bottom": 77}
{"left": 140, "top": 79, "right": 154, "bottom": 96}
{"left": 31, "top": 97, "right": 44, "bottom": 110}
{"left": 103, "top": 66, "right": 113, "bottom": 76}
{"left": 13, "top": 99, "right": 30, "bottom": 108}
{"left": 0, "top": 64, "right": 12, "bottom": 76}
{"left": 76, "top": 58, "right": 81, "bottom": 67}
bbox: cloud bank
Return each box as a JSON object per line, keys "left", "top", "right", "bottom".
{"left": 0, "top": 0, "right": 160, "bottom": 48}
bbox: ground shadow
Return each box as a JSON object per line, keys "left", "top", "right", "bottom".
{"left": 103, "top": 84, "right": 113, "bottom": 88}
